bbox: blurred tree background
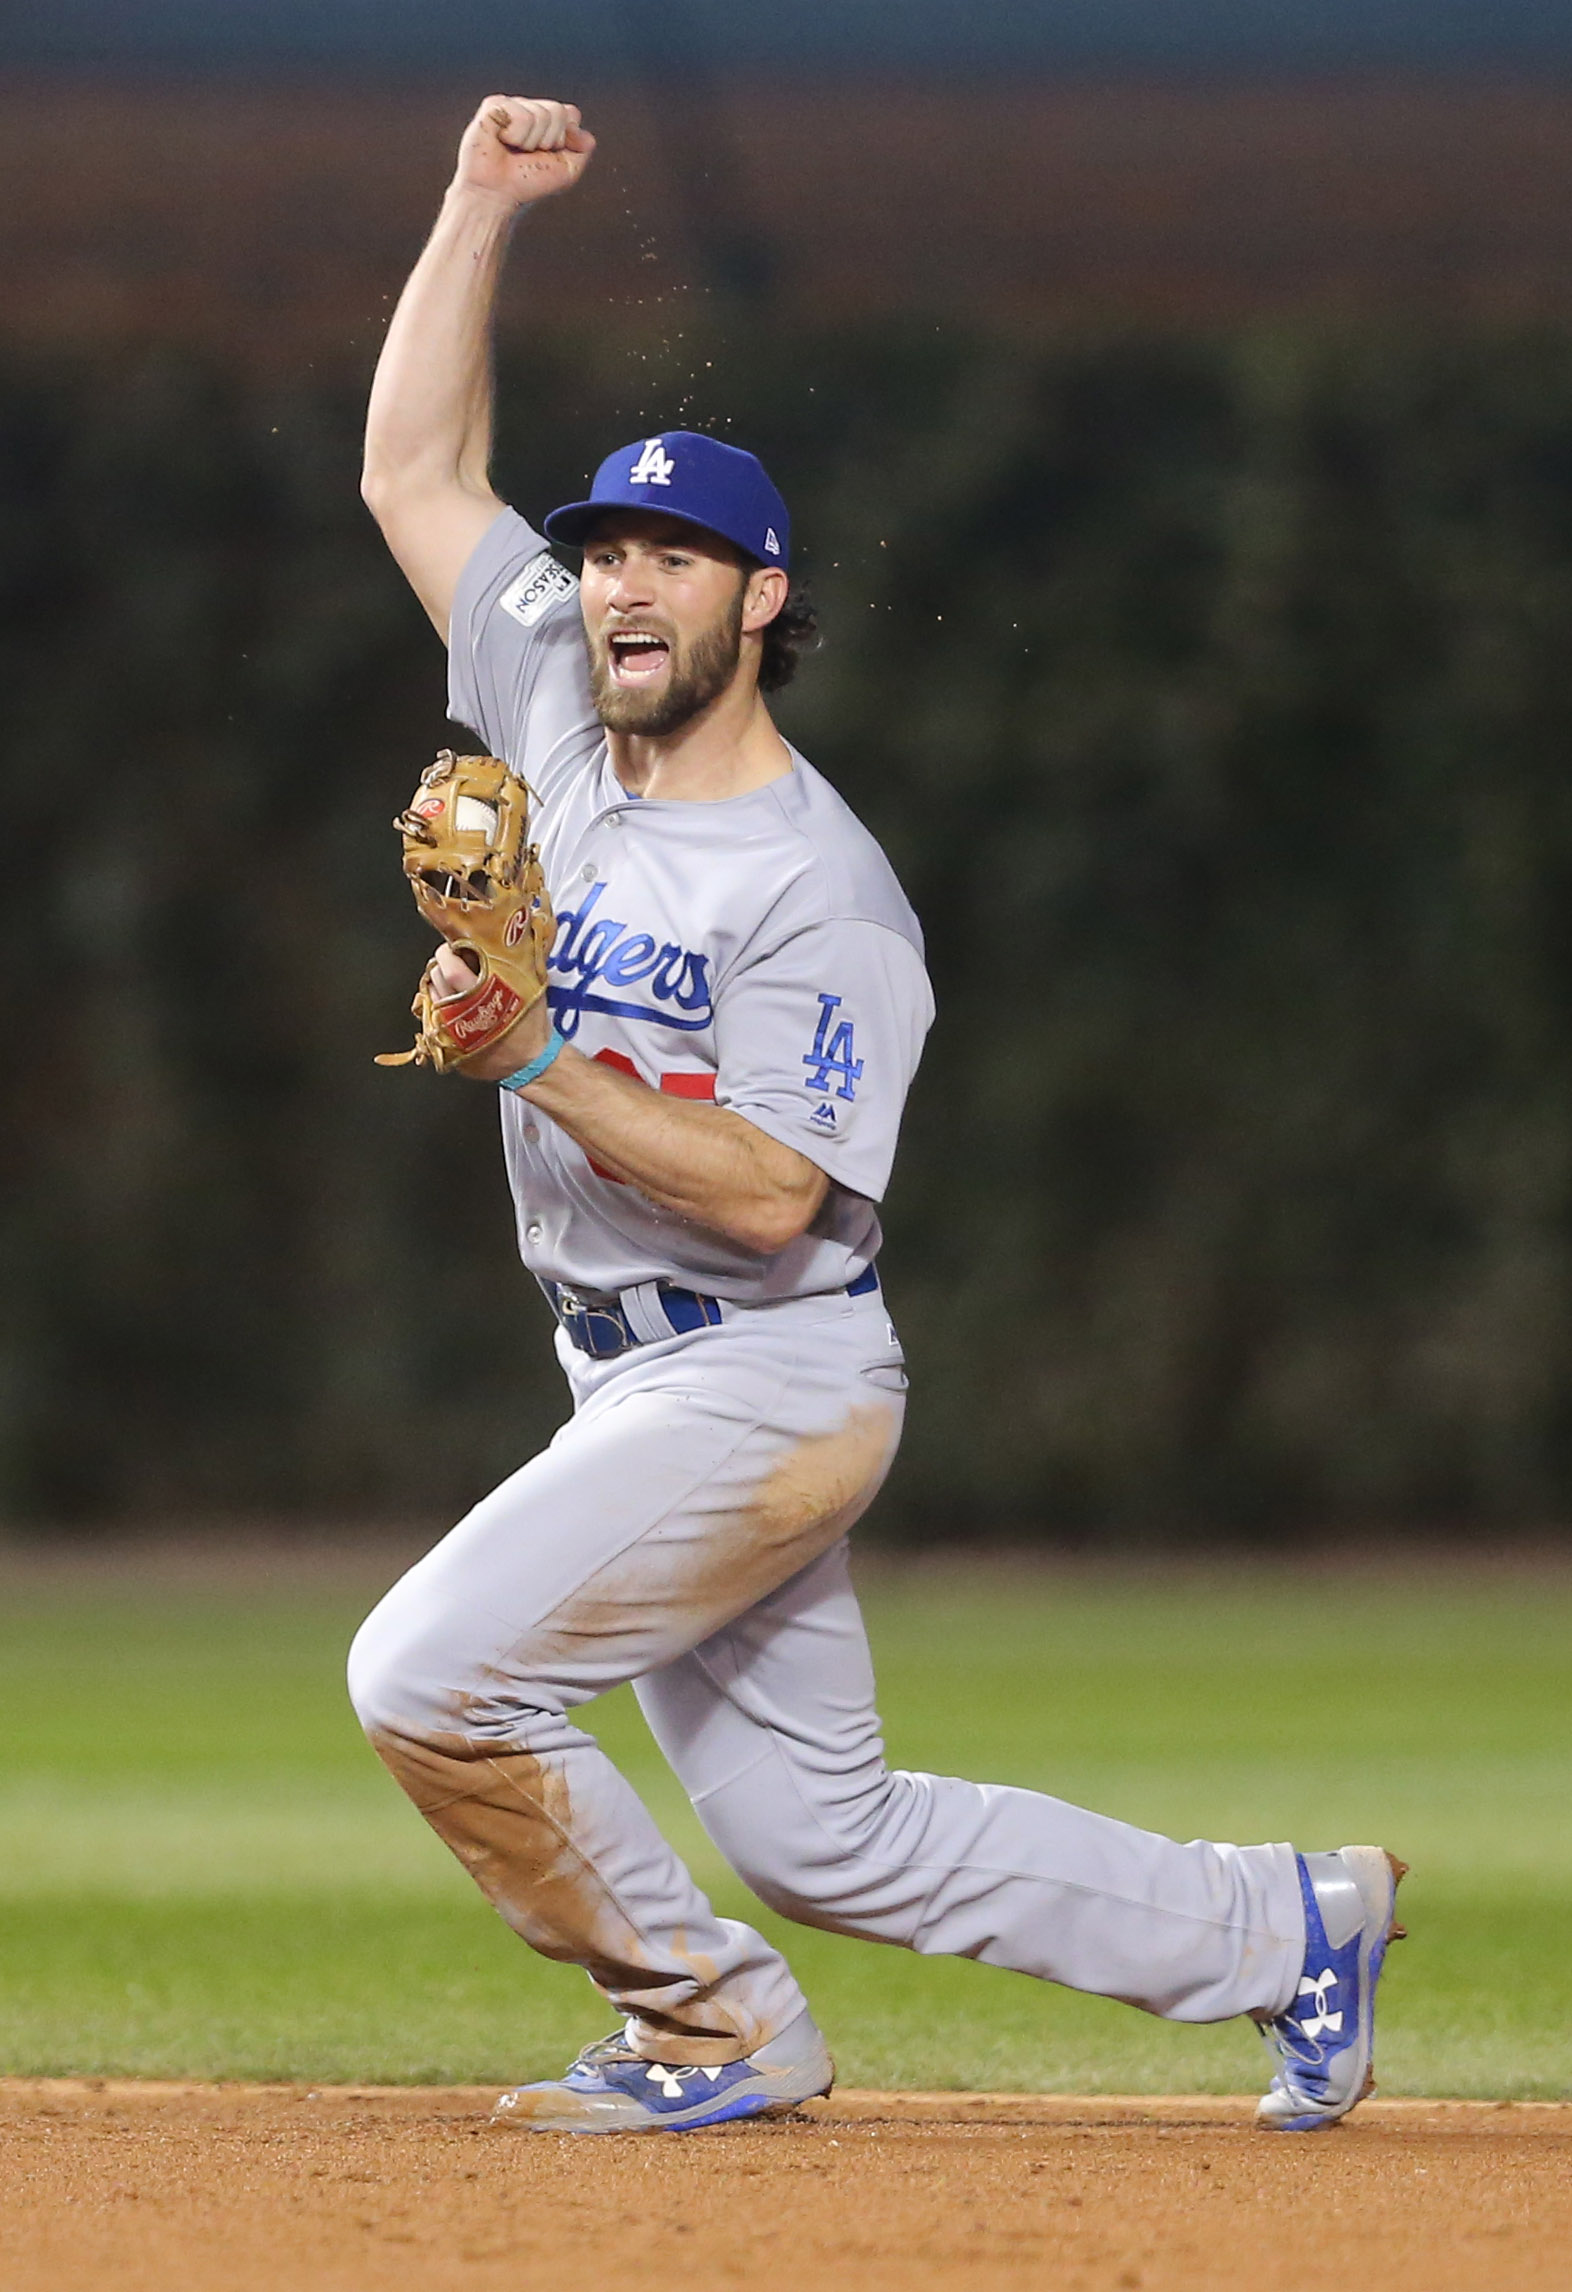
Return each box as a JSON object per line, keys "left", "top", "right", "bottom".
{"left": 7, "top": 315, "right": 1572, "bottom": 1539}
{"left": 5, "top": 37, "right": 1572, "bottom": 1543}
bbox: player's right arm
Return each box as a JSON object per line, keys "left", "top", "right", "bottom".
{"left": 361, "top": 96, "right": 595, "bottom": 638}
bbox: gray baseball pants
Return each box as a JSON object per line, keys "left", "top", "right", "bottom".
{"left": 347, "top": 1285, "right": 1306, "bottom": 2065}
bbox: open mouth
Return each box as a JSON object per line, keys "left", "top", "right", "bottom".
{"left": 607, "top": 630, "right": 672, "bottom": 687}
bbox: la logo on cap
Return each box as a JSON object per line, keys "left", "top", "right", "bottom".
{"left": 629, "top": 437, "right": 675, "bottom": 487}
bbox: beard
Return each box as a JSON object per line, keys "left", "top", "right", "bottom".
{"left": 587, "top": 586, "right": 746, "bottom": 736}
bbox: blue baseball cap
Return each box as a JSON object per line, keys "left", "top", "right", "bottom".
{"left": 544, "top": 431, "right": 790, "bottom": 571}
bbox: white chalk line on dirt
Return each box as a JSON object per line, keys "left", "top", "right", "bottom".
{"left": 1, "top": 2080, "right": 1567, "bottom": 2129}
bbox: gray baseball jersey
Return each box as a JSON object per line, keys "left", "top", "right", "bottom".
{"left": 447, "top": 505, "right": 935, "bottom": 1301}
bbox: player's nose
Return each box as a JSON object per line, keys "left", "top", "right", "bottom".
{"left": 604, "top": 557, "right": 657, "bottom": 610}
{"left": 605, "top": 581, "right": 658, "bottom": 619}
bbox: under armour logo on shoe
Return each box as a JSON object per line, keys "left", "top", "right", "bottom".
{"left": 644, "top": 2063, "right": 725, "bottom": 2099}
{"left": 1294, "top": 1968, "right": 1344, "bottom": 2040}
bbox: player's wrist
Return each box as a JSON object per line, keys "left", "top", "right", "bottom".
{"left": 439, "top": 180, "right": 534, "bottom": 235}
{"left": 498, "top": 1028, "right": 566, "bottom": 1094}
{"left": 508, "top": 1034, "right": 585, "bottom": 1104}
{"left": 456, "top": 994, "right": 553, "bottom": 1083}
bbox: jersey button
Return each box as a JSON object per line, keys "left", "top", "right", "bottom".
{"left": 525, "top": 1221, "right": 543, "bottom": 1242}
{"left": 580, "top": 862, "right": 597, "bottom": 881}
{"left": 522, "top": 1123, "right": 540, "bottom": 1144}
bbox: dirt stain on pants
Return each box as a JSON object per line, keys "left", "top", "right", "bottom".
{"left": 367, "top": 1399, "right": 901, "bottom": 2064}
{"left": 540, "top": 1400, "right": 903, "bottom": 1663}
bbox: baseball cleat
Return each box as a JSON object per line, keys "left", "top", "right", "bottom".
{"left": 1255, "top": 1844, "right": 1407, "bottom": 2132}
{"left": 491, "top": 2010, "right": 834, "bottom": 2134}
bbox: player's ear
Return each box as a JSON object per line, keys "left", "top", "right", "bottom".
{"left": 741, "top": 564, "right": 789, "bottom": 633}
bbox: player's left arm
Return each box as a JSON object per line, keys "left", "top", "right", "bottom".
{"left": 426, "top": 944, "right": 827, "bottom": 1252}
{"left": 525, "top": 1049, "right": 830, "bottom": 1252}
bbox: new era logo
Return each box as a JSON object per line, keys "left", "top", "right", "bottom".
{"left": 764, "top": 526, "right": 781, "bottom": 556}
{"left": 629, "top": 437, "right": 675, "bottom": 487}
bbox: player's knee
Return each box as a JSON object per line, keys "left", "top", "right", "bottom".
{"left": 702, "top": 1770, "right": 916, "bottom": 1932}
{"left": 346, "top": 1606, "right": 407, "bottom": 1738}
{"left": 722, "top": 1839, "right": 856, "bottom": 1931}
{"left": 704, "top": 1821, "right": 812, "bottom": 1922}
{"left": 699, "top": 1799, "right": 843, "bottom": 1924}
{"left": 345, "top": 1597, "right": 462, "bottom": 1740}
{"left": 347, "top": 1591, "right": 562, "bottom": 1745}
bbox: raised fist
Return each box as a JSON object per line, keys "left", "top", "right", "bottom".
{"left": 451, "top": 96, "right": 596, "bottom": 211}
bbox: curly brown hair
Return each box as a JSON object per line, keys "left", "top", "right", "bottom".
{"left": 758, "top": 584, "right": 819, "bottom": 693}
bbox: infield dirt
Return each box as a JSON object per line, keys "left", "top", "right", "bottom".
{"left": 1, "top": 2082, "right": 1567, "bottom": 2292}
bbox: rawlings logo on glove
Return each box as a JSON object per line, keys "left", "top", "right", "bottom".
{"left": 376, "top": 750, "right": 555, "bottom": 1073}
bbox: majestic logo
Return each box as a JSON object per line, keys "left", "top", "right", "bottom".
{"left": 802, "top": 993, "right": 863, "bottom": 1101}
{"left": 809, "top": 1102, "right": 838, "bottom": 1131}
{"left": 547, "top": 882, "right": 713, "bottom": 1040}
{"left": 1293, "top": 1969, "right": 1343, "bottom": 2041}
{"left": 628, "top": 437, "right": 676, "bottom": 487}
{"left": 497, "top": 549, "right": 577, "bottom": 629}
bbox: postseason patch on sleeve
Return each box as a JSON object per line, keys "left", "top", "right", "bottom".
{"left": 498, "top": 550, "right": 578, "bottom": 630}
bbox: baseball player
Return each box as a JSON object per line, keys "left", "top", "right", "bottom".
{"left": 348, "top": 95, "right": 1404, "bottom": 2133}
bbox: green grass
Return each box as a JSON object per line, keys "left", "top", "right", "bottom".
{"left": 0, "top": 1553, "right": 1567, "bottom": 2096}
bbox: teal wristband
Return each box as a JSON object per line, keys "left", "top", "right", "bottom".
{"left": 499, "top": 1028, "right": 566, "bottom": 1093}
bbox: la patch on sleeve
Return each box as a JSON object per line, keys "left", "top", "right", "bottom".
{"left": 803, "top": 994, "right": 864, "bottom": 1134}
{"left": 499, "top": 550, "right": 578, "bottom": 629}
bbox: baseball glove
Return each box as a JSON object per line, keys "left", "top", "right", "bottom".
{"left": 376, "top": 749, "right": 555, "bottom": 1073}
